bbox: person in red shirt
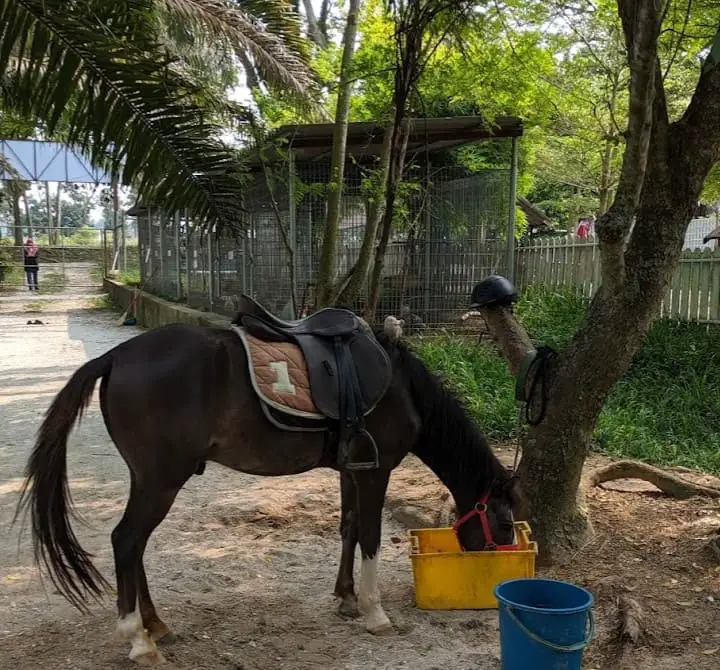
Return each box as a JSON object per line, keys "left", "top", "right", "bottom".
{"left": 576, "top": 218, "right": 590, "bottom": 239}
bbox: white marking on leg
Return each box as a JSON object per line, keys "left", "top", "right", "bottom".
{"left": 117, "top": 609, "right": 143, "bottom": 639}
{"left": 358, "top": 554, "right": 392, "bottom": 633}
{"left": 117, "top": 606, "right": 164, "bottom": 664}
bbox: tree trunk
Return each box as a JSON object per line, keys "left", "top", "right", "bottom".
{"left": 365, "top": 117, "right": 410, "bottom": 320}
{"left": 302, "top": 0, "right": 327, "bottom": 48}
{"left": 12, "top": 191, "right": 23, "bottom": 246}
{"left": 45, "top": 183, "right": 53, "bottom": 241}
{"left": 22, "top": 192, "right": 33, "bottom": 238}
{"left": 315, "top": 0, "right": 361, "bottom": 307}
{"left": 598, "top": 137, "right": 615, "bottom": 216}
{"left": 318, "top": 0, "right": 331, "bottom": 44}
{"left": 519, "top": 164, "right": 703, "bottom": 563}
{"left": 336, "top": 118, "right": 394, "bottom": 305}
{"left": 53, "top": 184, "right": 62, "bottom": 245}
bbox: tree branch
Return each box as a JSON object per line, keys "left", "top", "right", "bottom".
{"left": 595, "top": 0, "right": 663, "bottom": 294}
{"left": 672, "top": 23, "right": 720, "bottom": 189}
{"left": 623, "top": 24, "right": 720, "bottom": 291}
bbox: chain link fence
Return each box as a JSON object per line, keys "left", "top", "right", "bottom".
{"left": 0, "top": 226, "right": 110, "bottom": 294}
{"left": 130, "top": 160, "right": 512, "bottom": 330}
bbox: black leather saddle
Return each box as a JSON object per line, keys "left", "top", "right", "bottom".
{"left": 234, "top": 295, "right": 393, "bottom": 470}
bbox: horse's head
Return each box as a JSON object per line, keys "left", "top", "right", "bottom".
{"left": 453, "top": 473, "right": 526, "bottom": 552}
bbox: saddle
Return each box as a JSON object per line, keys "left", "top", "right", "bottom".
{"left": 233, "top": 295, "right": 393, "bottom": 470}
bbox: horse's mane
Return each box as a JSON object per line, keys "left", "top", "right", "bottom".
{"left": 373, "top": 329, "right": 509, "bottom": 491}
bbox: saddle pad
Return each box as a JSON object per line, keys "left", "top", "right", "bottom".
{"left": 235, "top": 326, "right": 325, "bottom": 420}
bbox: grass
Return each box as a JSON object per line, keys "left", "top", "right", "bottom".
{"left": 23, "top": 300, "right": 51, "bottom": 312}
{"left": 87, "top": 294, "right": 121, "bottom": 311}
{"left": 412, "top": 287, "right": 720, "bottom": 475}
{"left": 0, "top": 265, "right": 24, "bottom": 290}
{"left": 40, "top": 271, "right": 69, "bottom": 294}
{"left": 117, "top": 268, "right": 141, "bottom": 286}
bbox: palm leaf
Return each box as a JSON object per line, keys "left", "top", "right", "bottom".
{"left": 1, "top": 0, "right": 249, "bottom": 230}
{"left": 157, "top": 0, "right": 320, "bottom": 101}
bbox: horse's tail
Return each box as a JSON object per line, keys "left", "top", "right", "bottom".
{"left": 14, "top": 352, "right": 114, "bottom": 611}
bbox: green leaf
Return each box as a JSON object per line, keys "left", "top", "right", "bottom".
{"left": 0, "top": 0, "right": 250, "bottom": 230}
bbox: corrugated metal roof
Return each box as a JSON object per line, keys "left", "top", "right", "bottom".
{"left": 263, "top": 116, "right": 523, "bottom": 162}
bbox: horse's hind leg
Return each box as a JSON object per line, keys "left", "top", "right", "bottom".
{"left": 137, "top": 562, "right": 173, "bottom": 643}
{"left": 114, "top": 479, "right": 182, "bottom": 666}
{"left": 333, "top": 472, "right": 360, "bottom": 618}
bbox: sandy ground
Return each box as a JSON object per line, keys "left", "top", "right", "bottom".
{"left": 2, "top": 275, "right": 719, "bottom": 669}
{"left": 0, "top": 287, "right": 505, "bottom": 669}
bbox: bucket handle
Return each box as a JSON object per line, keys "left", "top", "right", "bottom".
{"left": 505, "top": 607, "right": 595, "bottom": 653}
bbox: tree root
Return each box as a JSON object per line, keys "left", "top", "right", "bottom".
{"left": 617, "top": 593, "right": 644, "bottom": 646}
{"left": 586, "top": 460, "right": 720, "bottom": 499}
{"left": 707, "top": 534, "right": 720, "bottom": 562}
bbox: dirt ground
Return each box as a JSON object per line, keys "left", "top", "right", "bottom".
{"left": 1, "top": 288, "right": 719, "bottom": 669}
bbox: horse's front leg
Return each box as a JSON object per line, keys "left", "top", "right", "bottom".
{"left": 354, "top": 468, "right": 394, "bottom": 635}
{"left": 334, "top": 471, "right": 360, "bottom": 618}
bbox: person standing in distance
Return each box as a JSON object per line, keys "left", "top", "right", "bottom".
{"left": 23, "top": 237, "right": 40, "bottom": 291}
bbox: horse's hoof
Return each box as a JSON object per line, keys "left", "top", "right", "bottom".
{"left": 338, "top": 598, "right": 360, "bottom": 619}
{"left": 130, "top": 649, "right": 166, "bottom": 666}
{"left": 148, "top": 623, "right": 175, "bottom": 644}
{"left": 367, "top": 622, "right": 396, "bottom": 636}
{"left": 154, "top": 631, "right": 177, "bottom": 645}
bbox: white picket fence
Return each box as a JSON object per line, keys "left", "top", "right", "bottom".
{"left": 515, "top": 235, "right": 720, "bottom": 323}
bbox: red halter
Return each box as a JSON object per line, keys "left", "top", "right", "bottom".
{"left": 452, "top": 491, "right": 520, "bottom": 551}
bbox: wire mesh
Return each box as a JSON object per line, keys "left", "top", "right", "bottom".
{"left": 129, "top": 156, "right": 512, "bottom": 331}
{"left": 0, "top": 226, "right": 107, "bottom": 294}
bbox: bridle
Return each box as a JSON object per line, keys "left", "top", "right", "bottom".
{"left": 452, "top": 490, "right": 519, "bottom": 552}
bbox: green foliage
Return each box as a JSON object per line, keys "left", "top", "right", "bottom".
{"left": 413, "top": 288, "right": 720, "bottom": 474}
{"left": 87, "top": 293, "right": 120, "bottom": 310}
{"left": 0, "top": 0, "right": 317, "bottom": 233}
{"left": 118, "top": 268, "right": 141, "bottom": 286}
{"left": 597, "top": 321, "right": 720, "bottom": 473}
{"left": 411, "top": 336, "right": 517, "bottom": 441}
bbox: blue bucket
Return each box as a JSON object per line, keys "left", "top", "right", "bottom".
{"left": 494, "top": 578, "right": 594, "bottom": 670}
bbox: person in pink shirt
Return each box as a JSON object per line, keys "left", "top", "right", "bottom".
{"left": 23, "top": 237, "right": 40, "bottom": 291}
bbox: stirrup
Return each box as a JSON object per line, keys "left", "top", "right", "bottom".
{"left": 339, "top": 429, "right": 380, "bottom": 471}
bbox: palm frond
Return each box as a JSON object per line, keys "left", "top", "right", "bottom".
{"left": 0, "top": 151, "right": 21, "bottom": 180}
{"left": 1, "top": 0, "right": 249, "bottom": 230}
{"left": 157, "top": 0, "right": 320, "bottom": 102}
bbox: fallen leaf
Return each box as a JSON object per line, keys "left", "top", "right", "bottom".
{"left": 702, "top": 648, "right": 718, "bottom": 655}
{"left": 677, "top": 601, "right": 693, "bottom": 606}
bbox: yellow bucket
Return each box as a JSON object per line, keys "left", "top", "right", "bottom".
{"left": 408, "top": 521, "right": 538, "bottom": 610}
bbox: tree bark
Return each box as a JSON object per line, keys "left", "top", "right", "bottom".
{"left": 53, "top": 183, "right": 62, "bottom": 245}
{"left": 336, "top": 118, "right": 394, "bottom": 305}
{"left": 11, "top": 190, "right": 23, "bottom": 246}
{"left": 315, "top": 0, "right": 361, "bottom": 308}
{"left": 598, "top": 137, "right": 618, "bottom": 216}
{"left": 45, "top": 183, "right": 53, "bottom": 241}
{"left": 22, "top": 192, "right": 33, "bottom": 238}
{"left": 302, "top": 0, "right": 327, "bottom": 48}
{"left": 318, "top": 0, "right": 331, "bottom": 44}
{"left": 365, "top": 114, "right": 410, "bottom": 320}
{"left": 595, "top": 0, "right": 663, "bottom": 295}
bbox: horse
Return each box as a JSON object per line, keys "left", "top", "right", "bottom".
{"left": 15, "top": 305, "right": 523, "bottom": 666}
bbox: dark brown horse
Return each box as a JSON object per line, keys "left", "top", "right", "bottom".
{"left": 16, "top": 314, "right": 522, "bottom": 666}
